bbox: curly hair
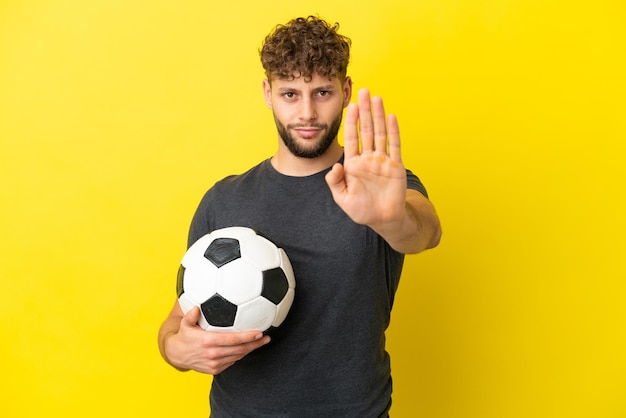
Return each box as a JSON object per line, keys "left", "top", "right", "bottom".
{"left": 260, "top": 16, "right": 351, "bottom": 83}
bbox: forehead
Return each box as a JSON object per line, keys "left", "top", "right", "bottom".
{"left": 270, "top": 73, "right": 342, "bottom": 90}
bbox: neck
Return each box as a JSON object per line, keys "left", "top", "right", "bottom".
{"left": 271, "top": 141, "right": 343, "bottom": 177}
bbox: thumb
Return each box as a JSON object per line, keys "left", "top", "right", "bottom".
{"left": 325, "top": 163, "right": 345, "bottom": 192}
{"left": 182, "top": 305, "right": 201, "bottom": 327}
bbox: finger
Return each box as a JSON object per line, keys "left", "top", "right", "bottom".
{"left": 209, "top": 339, "right": 267, "bottom": 373}
{"left": 208, "top": 330, "right": 268, "bottom": 347}
{"left": 204, "top": 334, "right": 270, "bottom": 367}
{"left": 387, "top": 114, "right": 402, "bottom": 163}
{"left": 343, "top": 103, "right": 359, "bottom": 158}
{"left": 357, "top": 88, "right": 374, "bottom": 152}
{"left": 371, "top": 96, "right": 387, "bottom": 154}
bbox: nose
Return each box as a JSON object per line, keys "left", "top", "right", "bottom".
{"left": 298, "top": 97, "right": 317, "bottom": 122}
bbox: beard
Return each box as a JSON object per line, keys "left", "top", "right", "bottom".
{"left": 274, "top": 111, "right": 343, "bottom": 159}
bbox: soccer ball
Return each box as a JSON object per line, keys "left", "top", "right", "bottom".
{"left": 176, "top": 226, "right": 296, "bottom": 332}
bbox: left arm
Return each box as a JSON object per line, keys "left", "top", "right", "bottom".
{"left": 381, "top": 188, "right": 441, "bottom": 254}
{"left": 325, "top": 88, "right": 441, "bottom": 254}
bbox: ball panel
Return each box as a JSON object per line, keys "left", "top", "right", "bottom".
{"left": 209, "top": 226, "right": 256, "bottom": 240}
{"left": 201, "top": 294, "right": 238, "bottom": 327}
{"left": 197, "top": 315, "right": 211, "bottom": 330}
{"left": 261, "top": 267, "right": 289, "bottom": 304}
{"left": 178, "top": 293, "right": 196, "bottom": 314}
{"left": 182, "top": 234, "right": 218, "bottom": 264}
{"left": 201, "top": 322, "right": 237, "bottom": 332}
{"left": 217, "top": 260, "right": 263, "bottom": 304}
{"left": 279, "top": 248, "right": 296, "bottom": 290}
{"left": 183, "top": 263, "right": 218, "bottom": 304}
{"left": 273, "top": 288, "right": 295, "bottom": 327}
{"left": 233, "top": 297, "right": 277, "bottom": 332}
{"left": 240, "top": 235, "right": 281, "bottom": 270}
{"left": 176, "top": 265, "right": 185, "bottom": 298}
{"left": 204, "top": 237, "right": 241, "bottom": 267}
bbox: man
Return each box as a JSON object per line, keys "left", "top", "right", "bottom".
{"left": 158, "top": 16, "right": 441, "bottom": 417}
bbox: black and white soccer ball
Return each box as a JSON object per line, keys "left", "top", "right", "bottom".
{"left": 176, "top": 226, "right": 295, "bottom": 332}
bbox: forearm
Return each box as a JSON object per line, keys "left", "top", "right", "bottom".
{"left": 158, "top": 306, "right": 189, "bottom": 371}
{"left": 372, "top": 190, "right": 441, "bottom": 254}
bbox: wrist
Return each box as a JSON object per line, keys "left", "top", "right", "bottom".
{"left": 369, "top": 203, "right": 419, "bottom": 252}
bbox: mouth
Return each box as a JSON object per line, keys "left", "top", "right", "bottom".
{"left": 292, "top": 127, "right": 323, "bottom": 139}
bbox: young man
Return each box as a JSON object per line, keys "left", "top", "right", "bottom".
{"left": 158, "top": 16, "right": 441, "bottom": 417}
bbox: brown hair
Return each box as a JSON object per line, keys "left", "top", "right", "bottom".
{"left": 260, "top": 16, "right": 351, "bottom": 83}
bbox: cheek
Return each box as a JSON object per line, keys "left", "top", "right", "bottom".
{"left": 324, "top": 103, "right": 345, "bottom": 121}
{"left": 272, "top": 104, "right": 296, "bottom": 121}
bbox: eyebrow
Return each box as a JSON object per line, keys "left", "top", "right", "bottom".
{"left": 277, "top": 84, "right": 337, "bottom": 93}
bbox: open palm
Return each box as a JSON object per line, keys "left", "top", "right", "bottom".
{"left": 325, "top": 88, "right": 407, "bottom": 227}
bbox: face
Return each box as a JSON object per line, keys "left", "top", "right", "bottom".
{"left": 263, "top": 73, "right": 352, "bottom": 159}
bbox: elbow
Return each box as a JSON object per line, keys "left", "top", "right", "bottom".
{"left": 396, "top": 226, "right": 442, "bottom": 255}
{"left": 403, "top": 191, "right": 441, "bottom": 253}
{"left": 426, "top": 223, "right": 442, "bottom": 249}
{"left": 405, "top": 220, "right": 441, "bottom": 254}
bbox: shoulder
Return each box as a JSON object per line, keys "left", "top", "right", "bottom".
{"left": 405, "top": 168, "right": 429, "bottom": 198}
{"left": 206, "top": 160, "right": 271, "bottom": 193}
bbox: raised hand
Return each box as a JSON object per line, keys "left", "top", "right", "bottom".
{"left": 325, "top": 88, "right": 408, "bottom": 229}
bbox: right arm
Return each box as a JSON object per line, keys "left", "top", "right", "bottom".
{"left": 158, "top": 301, "right": 271, "bottom": 375}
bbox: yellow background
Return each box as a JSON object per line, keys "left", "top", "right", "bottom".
{"left": 1, "top": 0, "right": 624, "bottom": 416}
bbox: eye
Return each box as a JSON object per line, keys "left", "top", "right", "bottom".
{"left": 282, "top": 92, "right": 296, "bottom": 99}
{"left": 318, "top": 90, "right": 330, "bottom": 97}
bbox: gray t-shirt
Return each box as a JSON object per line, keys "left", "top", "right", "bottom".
{"left": 187, "top": 157, "right": 427, "bottom": 418}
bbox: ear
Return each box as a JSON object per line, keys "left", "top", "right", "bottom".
{"left": 342, "top": 76, "right": 353, "bottom": 108}
{"left": 262, "top": 79, "right": 273, "bottom": 109}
